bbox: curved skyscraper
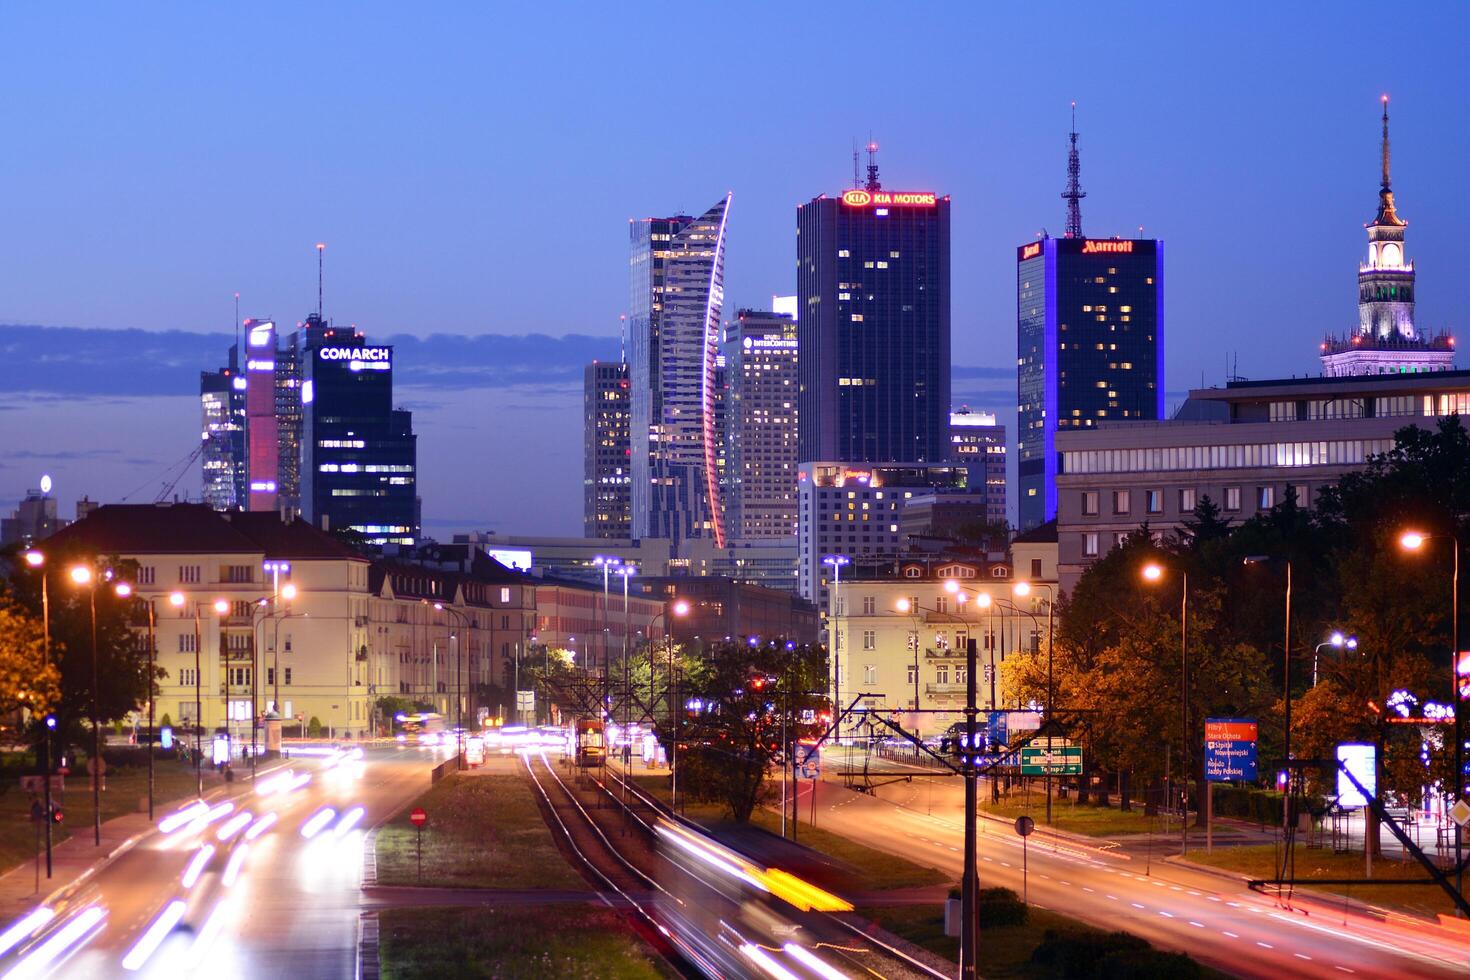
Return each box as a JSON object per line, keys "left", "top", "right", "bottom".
{"left": 629, "top": 195, "right": 731, "bottom": 547}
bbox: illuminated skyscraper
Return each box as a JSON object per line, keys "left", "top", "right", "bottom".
{"left": 796, "top": 155, "right": 951, "bottom": 466}
{"left": 723, "top": 309, "right": 799, "bottom": 540}
{"left": 628, "top": 195, "right": 732, "bottom": 547}
{"left": 1017, "top": 118, "right": 1162, "bottom": 530}
{"left": 242, "top": 318, "right": 281, "bottom": 511}
{"left": 200, "top": 349, "right": 247, "bottom": 511}
{"left": 949, "top": 407, "right": 1007, "bottom": 527}
{"left": 584, "top": 360, "right": 631, "bottom": 538}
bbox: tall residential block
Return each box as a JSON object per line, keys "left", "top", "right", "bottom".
{"left": 723, "top": 309, "right": 799, "bottom": 540}
{"left": 584, "top": 360, "right": 631, "bottom": 538}
{"left": 628, "top": 196, "right": 732, "bottom": 547}
{"left": 201, "top": 348, "right": 247, "bottom": 511}
{"left": 796, "top": 156, "right": 950, "bottom": 467}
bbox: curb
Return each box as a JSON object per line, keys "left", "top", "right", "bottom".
{"left": 357, "top": 910, "right": 379, "bottom": 980}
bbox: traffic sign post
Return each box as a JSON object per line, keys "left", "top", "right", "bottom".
{"left": 410, "top": 807, "right": 427, "bottom": 881}
{"left": 1019, "top": 742, "right": 1082, "bottom": 776}
{"left": 1015, "top": 816, "right": 1035, "bottom": 902}
{"left": 1204, "top": 718, "right": 1258, "bottom": 853}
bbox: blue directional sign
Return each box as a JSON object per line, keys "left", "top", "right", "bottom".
{"left": 1204, "top": 718, "right": 1258, "bottom": 782}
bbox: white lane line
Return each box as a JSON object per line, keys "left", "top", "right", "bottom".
{"left": 1334, "top": 968, "right": 1355, "bottom": 974}
{"left": 1039, "top": 874, "right": 1052, "bottom": 880}
{"left": 1257, "top": 942, "right": 1274, "bottom": 950}
{"left": 1082, "top": 887, "right": 1095, "bottom": 893}
{"left": 1207, "top": 896, "right": 1222, "bottom": 902}
{"left": 1106, "top": 895, "right": 1119, "bottom": 901}
{"left": 1060, "top": 880, "right": 1072, "bottom": 886}
{"left": 1223, "top": 931, "right": 1239, "bottom": 939}
{"left": 1188, "top": 921, "right": 1205, "bottom": 928}
{"left": 1187, "top": 890, "right": 1201, "bottom": 896}
{"left": 1295, "top": 954, "right": 1312, "bottom": 961}
{"left": 1131, "top": 903, "right": 1147, "bottom": 910}
{"left": 1158, "top": 911, "right": 1174, "bottom": 918}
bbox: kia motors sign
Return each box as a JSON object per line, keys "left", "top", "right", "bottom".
{"left": 840, "top": 189, "right": 938, "bottom": 207}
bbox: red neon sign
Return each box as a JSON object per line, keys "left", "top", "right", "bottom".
{"left": 841, "top": 189, "right": 937, "bottom": 208}
{"left": 1081, "top": 240, "right": 1134, "bottom": 254}
{"left": 1020, "top": 242, "right": 1043, "bottom": 260}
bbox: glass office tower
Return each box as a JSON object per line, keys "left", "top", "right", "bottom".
{"left": 796, "top": 184, "right": 950, "bottom": 466}
{"left": 1017, "top": 237, "right": 1163, "bottom": 530}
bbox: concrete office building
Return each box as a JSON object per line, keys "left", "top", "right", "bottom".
{"left": 201, "top": 353, "right": 248, "bottom": 512}
{"left": 584, "top": 360, "right": 632, "bottom": 539}
{"left": 628, "top": 197, "right": 733, "bottom": 547}
{"left": 1055, "top": 370, "right": 1470, "bottom": 592}
{"left": 797, "top": 152, "right": 951, "bottom": 467}
{"left": 797, "top": 460, "right": 966, "bottom": 610}
{"left": 723, "top": 309, "right": 799, "bottom": 540}
{"left": 949, "top": 407, "right": 1007, "bottom": 527}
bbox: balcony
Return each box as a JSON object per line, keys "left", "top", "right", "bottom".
{"left": 925, "top": 683, "right": 968, "bottom": 697}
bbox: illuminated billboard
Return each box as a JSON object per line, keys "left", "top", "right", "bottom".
{"left": 840, "top": 189, "right": 938, "bottom": 208}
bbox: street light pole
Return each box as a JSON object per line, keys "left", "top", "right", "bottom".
{"left": 823, "top": 556, "right": 850, "bottom": 742}
{"left": 68, "top": 564, "right": 103, "bottom": 847}
{"left": 961, "top": 630, "right": 979, "bottom": 980}
{"left": 1143, "top": 562, "right": 1189, "bottom": 851}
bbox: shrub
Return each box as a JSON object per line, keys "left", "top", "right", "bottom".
{"left": 1096, "top": 949, "right": 1201, "bottom": 979}
{"left": 1032, "top": 929, "right": 1148, "bottom": 978}
{"left": 159, "top": 714, "right": 173, "bottom": 729}
{"left": 943, "top": 886, "right": 1028, "bottom": 926}
{"left": 307, "top": 716, "right": 323, "bottom": 737}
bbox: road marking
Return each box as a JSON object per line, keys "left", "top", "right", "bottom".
{"left": 1295, "top": 954, "right": 1312, "bottom": 961}
{"left": 1131, "top": 903, "right": 1146, "bottom": 910}
{"left": 1039, "top": 874, "right": 1051, "bottom": 880}
{"left": 1158, "top": 911, "right": 1174, "bottom": 918}
{"left": 1188, "top": 921, "right": 1205, "bottom": 928}
{"left": 1060, "top": 880, "right": 1072, "bottom": 886}
{"left": 1170, "top": 885, "right": 1182, "bottom": 891}
{"left": 1223, "top": 932, "right": 1239, "bottom": 939}
{"left": 1257, "top": 942, "right": 1274, "bottom": 950}
{"left": 1334, "top": 968, "right": 1355, "bottom": 974}
{"left": 948, "top": 846, "right": 959, "bottom": 852}
{"left": 1000, "top": 862, "right": 1011, "bottom": 868}
{"left": 1082, "top": 887, "right": 1095, "bottom": 893}
{"left": 1226, "top": 901, "right": 1241, "bottom": 908}
{"left": 1106, "top": 895, "right": 1119, "bottom": 901}
{"left": 1187, "top": 890, "right": 1201, "bottom": 896}
{"left": 1206, "top": 896, "right": 1222, "bottom": 902}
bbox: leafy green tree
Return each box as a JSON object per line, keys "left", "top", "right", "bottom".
{"left": 675, "top": 640, "right": 827, "bottom": 823}
{"left": 0, "top": 598, "right": 61, "bottom": 719}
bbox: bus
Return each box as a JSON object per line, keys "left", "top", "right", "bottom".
{"left": 397, "top": 712, "right": 446, "bottom": 746}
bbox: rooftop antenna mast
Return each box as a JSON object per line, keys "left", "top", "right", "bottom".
{"left": 1062, "top": 102, "right": 1086, "bottom": 239}
{"left": 316, "top": 243, "right": 326, "bottom": 321}
{"left": 865, "top": 137, "right": 881, "bottom": 191}
{"left": 233, "top": 291, "right": 240, "bottom": 351}
{"left": 852, "top": 141, "right": 861, "bottom": 189}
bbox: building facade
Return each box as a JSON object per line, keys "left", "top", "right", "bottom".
{"left": 300, "top": 332, "right": 418, "bottom": 546}
{"left": 826, "top": 557, "right": 1056, "bottom": 737}
{"left": 1017, "top": 236, "right": 1163, "bottom": 531}
{"left": 797, "top": 460, "right": 966, "bottom": 609}
{"left": 948, "top": 407, "right": 1007, "bottom": 527}
{"left": 40, "top": 504, "right": 534, "bottom": 740}
{"left": 723, "top": 309, "right": 799, "bottom": 540}
{"left": 242, "top": 319, "right": 282, "bottom": 511}
{"left": 1055, "top": 370, "right": 1470, "bottom": 592}
{"left": 584, "top": 360, "right": 632, "bottom": 539}
{"left": 200, "top": 354, "right": 247, "bottom": 512}
{"left": 797, "top": 170, "right": 951, "bottom": 467}
{"left": 628, "top": 197, "right": 732, "bottom": 547}
{"left": 1321, "top": 98, "right": 1454, "bottom": 378}
{"left": 634, "top": 576, "right": 819, "bottom": 646}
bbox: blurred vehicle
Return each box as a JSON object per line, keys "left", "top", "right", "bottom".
{"left": 395, "top": 712, "right": 445, "bottom": 746}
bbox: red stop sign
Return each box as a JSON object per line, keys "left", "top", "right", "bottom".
{"left": 409, "top": 807, "right": 427, "bottom": 827}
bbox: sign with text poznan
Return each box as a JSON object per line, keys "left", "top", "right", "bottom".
{"left": 1204, "top": 718, "right": 1258, "bottom": 782}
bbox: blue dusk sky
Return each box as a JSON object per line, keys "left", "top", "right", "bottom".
{"left": 1, "top": 4, "right": 1468, "bottom": 534}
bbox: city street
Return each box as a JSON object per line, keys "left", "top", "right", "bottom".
{"left": 0, "top": 743, "right": 434, "bottom": 979}
{"left": 794, "top": 760, "right": 1470, "bottom": 979}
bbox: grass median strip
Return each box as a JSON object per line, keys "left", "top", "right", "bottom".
{"left": 375, "top": 771, "right": 586, "bottom": 890}
{"left": 1186, "top": 842, "right": 1456, "bottom": 917}
{"left": 379, "top": 905, "right": 670, "bottom": 979}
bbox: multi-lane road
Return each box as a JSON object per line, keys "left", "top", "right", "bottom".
{"left": 0, "top": 743, "right": 432, "bottom": 979}
{"left": 798, "top": 754, "right": 1470, "bottom": 978}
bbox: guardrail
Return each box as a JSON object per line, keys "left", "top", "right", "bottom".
{"left": 430, "top": 753, "right": 464, "bottom": 783}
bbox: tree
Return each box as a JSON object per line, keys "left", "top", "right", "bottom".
{"left": 675, "top": 640, "right": 827, "bottom": 823}
{"left": 0, "top": 599, "right": 61, "bottom": 720}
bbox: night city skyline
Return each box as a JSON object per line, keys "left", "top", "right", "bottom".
{"left": 3, "top": 3, "right": 1469, "bottom": 534}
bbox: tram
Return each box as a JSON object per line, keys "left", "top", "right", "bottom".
{"left": 574, "top": 718, "right": 606, "bottom": 766}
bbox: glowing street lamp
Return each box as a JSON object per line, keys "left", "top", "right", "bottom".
{"left": 1142, "top": 560, "right": 1190, "bottom": 852}
{"left": 69, "top": 565, "right": 92, "bottom": 586}
{"left": 1313, "top": 632, "right": 1359, "bottom": 687}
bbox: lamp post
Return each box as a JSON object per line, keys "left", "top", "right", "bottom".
{"left": 171, "top": 593, "right": 225, "bottom": 795}
{"left": 1312, "top": 632, "right": 1357, "bottom": 688}
{"left": 668, "top": 599, "right": 690, "bottom": 811}
{"left": 431, "top": 601, "right": 470, "bottom": 768}
{"left": 1401, "top": 529, "right": 1462, "bottom": 902}
{"left": 1142, "top": 561, "right": 1189, "bottom": 853}
{"left": 895, "top": 598, "right": 922, "bottom": 731}
{"left": 615, "top": 565, "right": 636, "bottom": 775}
{"left": 112, "top": 582, "right": 158, "bottom": 820}
{"left": 1014, "top": 580, "right": 1056, "bottom": 821}
{"left": 1243, "top": 555, "right": 1293, "bottom": 831}
{"left": 23, "top": 551, "right": 54, "bottom": 875}
{"left": 67, "top": 563, "right": 104, "bottom": 846}
{"left": 822, "top": 555, "right": 850, "bottom": 742}
{"left": 594, "top": 557, "right": 621, "bottom": 723}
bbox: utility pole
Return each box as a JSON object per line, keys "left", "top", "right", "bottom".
{"left": 961, "top": 637, "right": 979, "bottom": 980}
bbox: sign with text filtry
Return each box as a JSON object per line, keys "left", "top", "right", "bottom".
{"left": 1204, "top": 718, "right": 1258, "bottom": 782}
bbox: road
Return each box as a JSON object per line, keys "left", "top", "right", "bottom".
{"left": 797, "top": 757, "right": 1470, "bottom": 978}
{"left": 0, "top": 742, "right": 435, "bottom": 979}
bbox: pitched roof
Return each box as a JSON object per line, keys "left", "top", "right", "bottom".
{"left": 1011, "top": 519, "right": 1058, "bottom": 544}
{"left": 42, "top": 503, "right": 262, "bottom": 555}
{"left": 224, "top": 512, "right": 368, "bottom": 561}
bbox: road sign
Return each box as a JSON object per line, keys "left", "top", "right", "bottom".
{"left": 1014, "top": 815, "right": 1035, "bottom": 837}
{"left": 1450, "top": 800, "right": 1470, "bottom": 828}
{"left": 1337, "top": 743, "right": 1376, "bottom": 808}
{"left": 516, "top": 690, "right": 535, "bottom": 711}
{"left": 1019, "top": 744, "right": 1082, "bottom": 776}
{"left": 409, "top": 807, "right": 428, "bottom": 827}
{"left": 1204, "top": 717, "right": 1258, "bottom": 782}
{"left": 987, "top": 712, "right": 1008, "bottom": 750}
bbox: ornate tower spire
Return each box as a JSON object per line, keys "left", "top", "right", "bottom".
{"left": 1062, "top": 102, "right": 1085, "bottom": 239}
{"left": 1374, "top": 94, "right": 1403, "bottom": 227}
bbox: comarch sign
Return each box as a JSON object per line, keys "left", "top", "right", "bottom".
{"left": 320, "top": 347, "right": 391, "bottom": 362}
